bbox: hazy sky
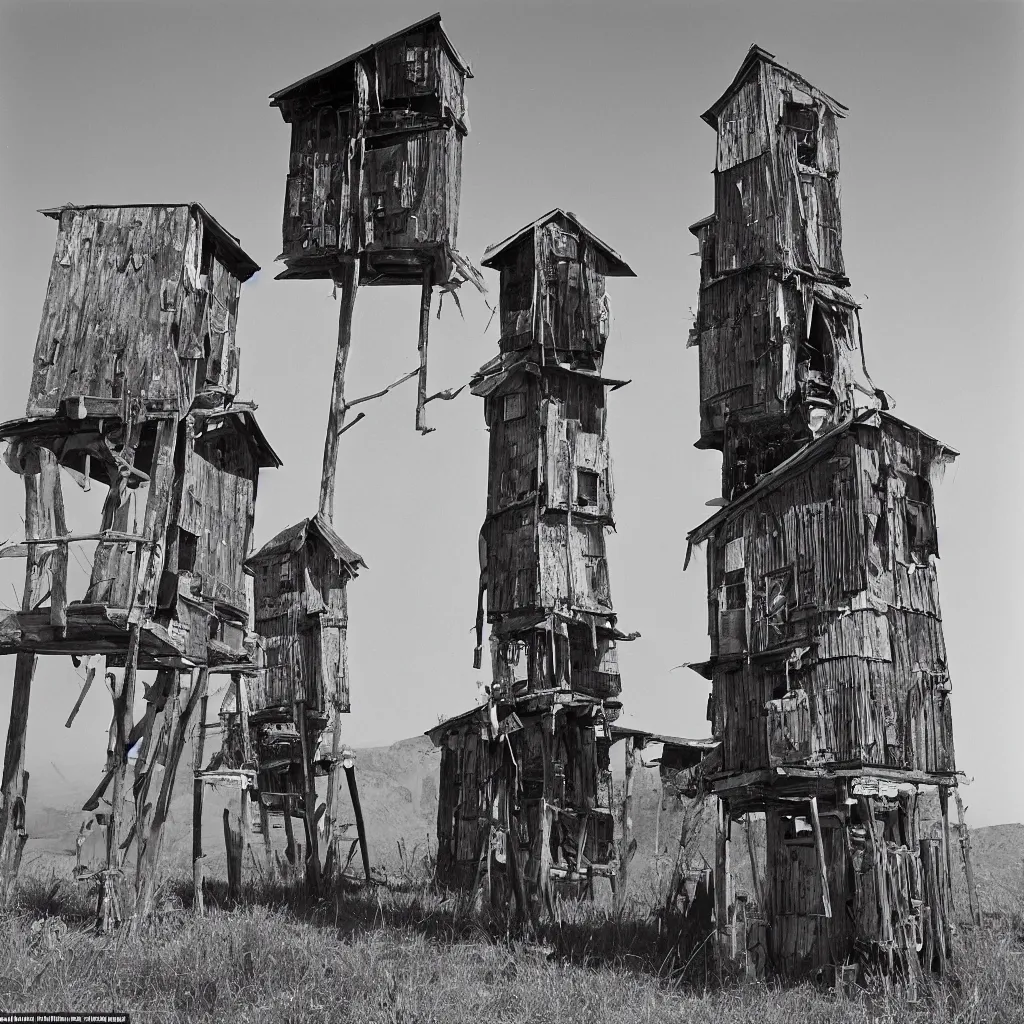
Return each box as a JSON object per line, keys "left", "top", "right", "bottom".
{"left": 0, "top": 0, "right": 1021, "bottom": 828}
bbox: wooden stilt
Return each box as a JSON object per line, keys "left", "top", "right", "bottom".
{"left": 322, "top": 705, "right": 344, "bottom": 880}
{"left": 223, "top": 808, "right": 242, "bottom": 902}
{"left": 343, "top": 758, "right": 371, "bottom": 884}
{"left": 616, "top": 735, "right": 636, "bottom": 910}
{"left": 192, "top": 688, "right": 210, "bottom": 914}
{"left": 319, "top": 261, "right": 358, "bottom": 523}
{"left": 135, "top": 668, "right": 207, "bottom": 920}
{"left": 745, "top": 813, "right": 765, "bottom": 909}
{"left": 415, "top": 268, "right": 434, "bottom": 434}
{"left": 97, "top": 622, "right": 141, "bottom": 932}
{"left": 0, "top": 451, "right": 65, "bottom": 902}
{"left": 808, "top": 796, "right": 832, "bottom": 918}
{"left": 295, "top": 704, "right": 322, "bottom": 894}
{"left": 953, "top": 788, "right": 981, "bottom": 925}
{"left": 715, "top": 798, "right": 729, "bottom": 944}
{"left": 258, "top": 800, "right": 274, "bottom": 876}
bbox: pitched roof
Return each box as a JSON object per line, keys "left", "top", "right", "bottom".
{"left": 481, "top": 209, "right": 635, "bottom": 277}
{"left": 195, "top": 405, "right": 282, "bottom": 469}
{"left": 270, "top": 12, "right": 472, "bottom": 107}
{"left": 38, "top": 203, "right": 260, "bottom": 281}
{"left": 247, "top": 513, "right": 366, "bottom": 573}
{"left": 701, "top": 43, "right": 848, "bottom": 131}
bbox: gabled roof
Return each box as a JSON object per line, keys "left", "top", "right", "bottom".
{"left": 270, "top": 12, "right": 472, "bottom": 107}
{"left": 195, "top": 405, "right": 282, "bottom": 469}
{"left": 38, "top": 203, "right": 260, "bottom": 282}
{"left": 481, "top": 209, "right": 635, "bottom": 277}
{"left": 701, "top": 43, "right": 848, "bottom": 131}
{"left": 247, "top": 513, "right": 366, "bottom": 574}
{"left": 686, "top": 410, "right": 957, "bottom": 547}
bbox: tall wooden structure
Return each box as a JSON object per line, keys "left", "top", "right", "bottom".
{"left": 0, "top": 204, "right": 277, "bottom": 925}
{"left": 685, "top": 47, "right": 971, "bottom": 979}
{"left": 428, "top": 211, "right": 637, "bottom": 913}
{"left": 258, "top": 14, "right": 479, "bottom": 889}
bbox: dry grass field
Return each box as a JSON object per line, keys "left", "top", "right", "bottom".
{"left": 0, "top": 850, "right": 1021, "bottom": 1024}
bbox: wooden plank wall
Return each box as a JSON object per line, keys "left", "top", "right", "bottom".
{"left": 708, "top": 423, "right": 955, "bottom": 776}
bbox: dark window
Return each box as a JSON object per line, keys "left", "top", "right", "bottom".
{"left": 904, "top": 474, "right": 937, "bottom": 559}
{"left": 722, "top": 581, "right": 746, "bottom": 611}
{"left": 278, "top": 559, "right": 297, "bottom": 594}
{"left": 178, "top": 529, "right": 198, "bottom": 573}
{"left": 577, "top": 469, "right": 599, "bottom": 507}
{"left": 783, "top": 102, "right": 818, "bottom": 167}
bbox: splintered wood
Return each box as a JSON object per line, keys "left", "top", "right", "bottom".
{"left": 685, "top": 45, "right": 969, "bottom": 979}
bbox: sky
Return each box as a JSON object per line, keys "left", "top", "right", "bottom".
{"left": 0, "top": 0, "right": 1021, "bottom": 828}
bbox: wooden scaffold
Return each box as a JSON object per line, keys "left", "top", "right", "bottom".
{"left": 0, "top": 203, "right": 278, "bottom": 929}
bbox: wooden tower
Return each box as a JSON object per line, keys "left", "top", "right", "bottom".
{"left": 685, "top": 47, "right": 974, "bottom": 980}
{"left": 260, "top": 13, "right": 481, "bottom": 890}
{"left": 0, "top": 204, "right": 277, "bottom": 926}
{"left": 428, "top": 211, "right": 638, "bottom": 914}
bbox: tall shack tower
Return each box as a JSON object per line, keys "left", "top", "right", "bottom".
{"left": 259, "top": 14, "right": 481, "bottom": 889}
{"left": 685, "top": 48, "right": 970, "bottom": 979}
{"left": 428, "top": 211, "right": 637, "bottom": 912}
{"left": 0, "top": 204, "right": 277, "bottom": 926}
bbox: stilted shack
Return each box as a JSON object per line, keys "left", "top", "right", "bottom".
{"left": 0, "top": 204, "right": 276, "bottom": 926}
{"left": 260, "top": 14, "right": 481, "bottom": 890}
{"left": 427, "top": 211, "right": 636, "bottom": 917}
{"left": 684, "top": 47, "right": 974, "bottom": 980}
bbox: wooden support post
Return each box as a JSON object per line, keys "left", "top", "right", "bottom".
{"left": 319, "top": 261, "right": 358, "bottom": 523}
{"left": 809, "top": 796, "right": 832, "bottom": 918}
{"left": 0, "top": 450, "right": 65, "bottom": 902}
{"left": 939, "top": 785, "right": 954, "bottom": 899}
{"left": 295, "top": 704, "right": 322, "bottom": 894}
{"left": 617, "top": 735, "right": 635, "bottom": 910}
{"left": 283, "top": 798, "right": 298, "bottom": 868}
{"left": 192, "top": 687, "right": 210, "bottom": 914}
{"left": 135, "top": 668, "right": 207, "bottom": 921}
{"left": 415, "top": 268, "right": 434, "bottom": 434}
{"left": 223, "top": 808, "right": 242, "bottom": 902}
{"left": 715, "top": 798, "right": 729, "bottom": 944}
{"left": 745, "top": 813, "right": 765, "bottom": 909}
{"left": 258, "top": 800, "right": 274, "bottom": 876}
{"left": 97, "top": 622, "right": 141, "bottom": 933}
{"left": 343, "top": 757, "right": 371, "bottom": 884}
{"left": 321, "top": 708, "right": 343, "bottom": 880}
{"left": 953, "top": 788, "right": 981, "bottom": 925}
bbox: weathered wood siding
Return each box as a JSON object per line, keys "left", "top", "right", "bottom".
{"left": 29, "top": 206, "right": 244, "bottom": 418}
{"left": 706, "top": 420, "right": 955, "bottom": 776}
{"left": 249, "top": 542, "right": 350, "bottom": 716}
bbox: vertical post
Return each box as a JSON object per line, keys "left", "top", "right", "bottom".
{"left": 322, "top": 706, "right": 343, "bottom": 880}
{"left": 192, "top": 686, "right": 210, "bottom": 914}
{"left": 715, "top": 797, "right": 729, "bottom": 945}
{"left": 953, "top": 788, "right": 981, "bottom": 925}
{"left": 258, "top": 800, "right": 274, "bottom": 876}
{"left": 223, "top": 808, "right": 242, "bottom": 902}
{"left": 617, "top": 735, "right": 635, "bottom": 909}
{"left": 745, "top": 813, "right": 764, "bottom": 908}
{"left": 97, "top": 622, "right": 141, "bottom": 932}
{"left": 0, "top": 450, "right": 65, "bottom": 902}
{"left": 295, "top": 703, "right": 321, "bottom": 893}
{"left": 809, "top": 796, "right": 832, "bottom": 918}
{"left": 319, "top": 261, "right": 358, "bottom": 523}
{"left": 343, "top": 757, "right": 371, "bottom": 884}
{"left": 135, "top": 667, "right": 207, "bottom": 921}
{"left": 939, "top": 785, "right": 954, "bottom": 899}
{"left": 415, "top": 268, "right": 434, "bottom": 434}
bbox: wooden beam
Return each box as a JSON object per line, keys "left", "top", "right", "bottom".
{"left": 0, "top": 449, "right": 66, "bottom": 902}
{"left": 295, "top": 704, "right": 322, "bottom": 894}
{"left": 415, "top": 269, "right": 434, "bottom": 434}
{"left": 808, "top": 795, "right": 832, "bottom": 918}
{"left": 953, "top": 788, "right": 981, "bottom": 925}
{"left": 343, "top": 758, "right": 371, "bottom": 884}
{"left": 616, "top": 734, "right": 636, "bottom": 910}
{"left": 192, "top": 689, "right": 210, "bottom": 914}
{"left": 319, "top": 261, "right": 358, "bottom": 523}
{"left": 96, "top": 621, "right": 141, "bottom": 933}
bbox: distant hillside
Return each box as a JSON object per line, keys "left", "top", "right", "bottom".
{"left": 18, "top": 733, "right": 1022, "bottom": 908}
